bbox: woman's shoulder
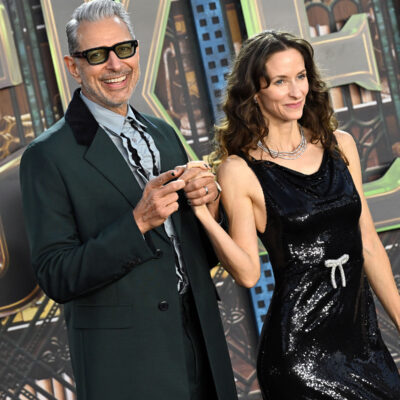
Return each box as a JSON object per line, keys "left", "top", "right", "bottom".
{"left": 218, "top": 154, "right": 250, "bottom": 176}
{"left": 333, "top": 129, "right": 356, "bottom": 148}
{"left": 217, "top": 154, "right": 256, "bottom": 189}
{"left": 333, "top": 129, "right": 359, "bottom": 165}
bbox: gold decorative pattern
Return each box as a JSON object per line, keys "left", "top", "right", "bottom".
{"left": 0, "top": 114, "right": 34, "bottom": 161}
{"left": 0, "top": 285, "right": 42, "bottom": 317}
{"left": 0, "top": 294, "right": 61, "bottom": 325}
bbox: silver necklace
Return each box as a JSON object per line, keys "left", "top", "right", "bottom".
{"left": 257, "top": 125, "right": 307, "bottom": 160}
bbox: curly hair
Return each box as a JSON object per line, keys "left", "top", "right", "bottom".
{"left": 210, "top": 30, "right": 341, "bottom": 166}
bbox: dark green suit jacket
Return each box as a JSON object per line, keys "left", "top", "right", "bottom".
{"left": 20, "top": 90, "right": 237, "bottom": 400}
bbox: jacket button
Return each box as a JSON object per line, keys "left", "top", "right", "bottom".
{"left": 155, "top": 249, "right": 163, "bottom": 258}
{"left": 158, "top": 301, "right": 169, "bottom": 311}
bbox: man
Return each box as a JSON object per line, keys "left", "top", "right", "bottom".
{"left": 19, "top": 1, "right": 237, "bottom": 399}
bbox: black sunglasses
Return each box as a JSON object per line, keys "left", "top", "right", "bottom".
{"left": 71, "top": 39, "right": 138, "bottom": 65}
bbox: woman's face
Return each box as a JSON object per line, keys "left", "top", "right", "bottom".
{"left": 255, "top": 48, "right": 309, "bottom": 125}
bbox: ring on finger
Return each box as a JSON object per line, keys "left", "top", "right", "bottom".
{"left": 204, "top": 185, "right": 209, "bottom": 195}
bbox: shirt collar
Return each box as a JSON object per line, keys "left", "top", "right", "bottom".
{"left": 80, "top": 92, "right": 146, "bottom": 134}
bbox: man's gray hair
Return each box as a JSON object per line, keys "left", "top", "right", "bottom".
{"left": 66, "top": 0, "right": 135, "bottom": 54}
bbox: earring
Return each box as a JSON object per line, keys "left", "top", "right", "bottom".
{"left": 254, "top": 97, "right": 258, "bottom": 105}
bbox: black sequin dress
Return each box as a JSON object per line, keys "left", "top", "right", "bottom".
{"left": 243, "top": 150, "right": 400, "bottom": 399}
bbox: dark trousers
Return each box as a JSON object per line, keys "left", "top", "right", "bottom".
{"left": 180, "top": 289, "right": 218, "bottom": 400}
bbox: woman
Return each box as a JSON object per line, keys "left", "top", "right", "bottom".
{"left": 190, "top": 31, "right": 400, "bottom": 399}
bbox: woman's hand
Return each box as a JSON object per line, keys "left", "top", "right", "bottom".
{"left": 176, "top": 161, "right": 221, "bottom": 220}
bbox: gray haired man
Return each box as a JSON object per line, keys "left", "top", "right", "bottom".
{"left": 19, "top": 1, "right": 237, "bottom": 399}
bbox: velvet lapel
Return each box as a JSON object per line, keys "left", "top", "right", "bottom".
{"left": 84, "top": 128, "right": 143, "bottom": 209}
{"left": 65, "top": 90, "right": 170, "bottom": 242}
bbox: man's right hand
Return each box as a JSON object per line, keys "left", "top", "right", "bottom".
{"left": 133, "top": 169, "right": 185, "bottom": 233}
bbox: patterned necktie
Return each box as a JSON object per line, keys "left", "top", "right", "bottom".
{"left": 124, "top": 117, "right": 159, "bottom": 177}
{"left": 119, "top": 116, "right": 189, "bottom": 294}
{"left": 119, "top": 131, "right": 148, "bottom": 179}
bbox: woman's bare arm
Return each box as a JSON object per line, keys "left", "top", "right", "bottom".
{"left": 336, "top": 130, "right": 400, "bottom": 332}
{"left": 191, "top": 156, "right": 262, "bottom": 287}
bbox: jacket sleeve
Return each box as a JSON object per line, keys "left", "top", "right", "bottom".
{"left": 19, "top": 143, "right": 159, "bottom": 304}
{"left": 168, "top": 124, "right": 219, "bottom": 270}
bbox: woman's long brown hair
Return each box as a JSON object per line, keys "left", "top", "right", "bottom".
{"left": 210, "top": 30, "right": 343, "bottom": 167}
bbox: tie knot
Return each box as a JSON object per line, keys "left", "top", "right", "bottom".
{"left": 126, "top": 116, "right": 145, "bottom": 134}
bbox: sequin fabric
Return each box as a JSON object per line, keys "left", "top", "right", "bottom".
{"left": 243, "top": 151, "right": 400, "bottom": 399}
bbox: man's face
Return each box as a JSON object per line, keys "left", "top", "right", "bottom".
{"left": 64, "top": 17, "right": 139, "bottom": 116}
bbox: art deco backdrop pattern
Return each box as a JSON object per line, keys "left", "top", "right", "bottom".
{"left": 0, "top": 0, "right": 399, "bottom": 399}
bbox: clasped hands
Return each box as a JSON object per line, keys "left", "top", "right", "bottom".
{"left": 133, "top": 161, "right": 220, "bottom": 233}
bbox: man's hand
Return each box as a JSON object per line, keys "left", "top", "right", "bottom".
{"left": 178, "top": 161, "right": 219, "bottom": 206}
{"left": 133, "top": 169, "right": 185, "bottom": 233}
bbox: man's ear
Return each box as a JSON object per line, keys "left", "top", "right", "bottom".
{"left": 64, "top": 55, "right": 82, "bottom": 84}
